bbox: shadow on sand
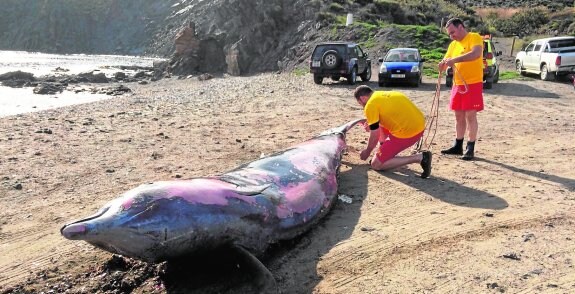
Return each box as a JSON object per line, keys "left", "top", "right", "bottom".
{"left": 489, "top": 81, "right": 561, "bottom": 98}
{"left": 476, "top": 157, "right": 575, "bottom": 192}
{"left": 380, "top": 167, "right": 509, "bottom": 210}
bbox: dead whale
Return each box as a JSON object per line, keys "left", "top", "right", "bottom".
{"left": 61, "top": 118, "right": 364, "bottom": 290}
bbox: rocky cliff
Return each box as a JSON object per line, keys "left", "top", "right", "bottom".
{"left": 0, "top": 0, "right": 572, "bottom": 75}
{"left": 150, "top": 0, "right": 319, "bottom": 75}
{"left": 0, "top": 0, "right": 319, "bottom": 74}
{"left": 0, "top": 0, "right": 174, "bottom": 55}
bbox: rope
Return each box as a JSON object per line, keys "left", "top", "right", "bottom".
{"left": 413, "top": 70, "right": 442, "bottom": 153}
{"left": 413, "top": 64, "right": 470, "bottom": 153}
{"left": 452, "top": 65, "right": 469, "bottom": 94}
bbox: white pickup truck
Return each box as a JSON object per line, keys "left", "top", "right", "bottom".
{"left": 515, "top": 36, "right": 575, "bottom": 80}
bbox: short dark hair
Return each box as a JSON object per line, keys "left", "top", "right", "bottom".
{"left": 354, "top": 85, "right": 373, "bottom": 100}
{"left": 445, "top": 18, "right": 465, "bottom": 28}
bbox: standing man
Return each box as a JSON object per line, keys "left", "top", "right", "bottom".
{"left": 354, "top": 85, "right": 432, "bottom": 178}
{"left": 438, "top": 18, "right": 484, "bottom": 160}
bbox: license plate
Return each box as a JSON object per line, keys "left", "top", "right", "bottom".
{"left": 391, "top": 74, "right": 405, "bottom": 78}
{"left": 312, "top": 61, "right": 320, "bottom": 67}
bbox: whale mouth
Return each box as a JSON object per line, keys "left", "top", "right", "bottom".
{"left": 60, "top": 206, "right": 110, "bottom": 239}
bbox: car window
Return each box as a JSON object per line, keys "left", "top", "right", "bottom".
{"left": 355, "top": 46, "right": 364, "bottom": 57}
{"left": 384, "top": 50, "right": 417, "bottom": 62}
{"left": 525, "top": 43, "right": 535, "bottom": 52}
{"left": 312, "top": 45, "right": 347, "bottom": 59}
{"left": 533, "top": 42, "right": 542, "bottom": 52}
{"left": 483, "top": 41, "right": 489, "bottom": 56}
{"left": 548, "top": 38, "right": 575, "bottom": 49}
{"left": 385, "top": 52, "right": 400, "bottom": 62}
{"left": 349, "top": 46, "right": 359, "bottom": 58}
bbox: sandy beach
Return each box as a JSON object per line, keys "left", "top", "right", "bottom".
{"left": 1, "top": 71, "right": 574, "bottom": 293}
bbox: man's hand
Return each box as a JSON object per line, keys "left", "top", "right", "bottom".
{"left": 360, "top": 149, "right": 371, "bottom": 161}
{"left": 438, "top": 60, "right": 447, "bottom": 72}
{"left": 438, "top": 58, "right": 454, "bottom": 72}
{"left": 362, "top": 122, "right": 370, "bottom": 132}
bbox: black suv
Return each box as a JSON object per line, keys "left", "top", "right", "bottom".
{"left": 309, "top": 42, "right": 371, "bottom": 85}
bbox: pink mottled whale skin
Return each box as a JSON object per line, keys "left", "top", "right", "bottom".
{"left": 61, "top": 119, "right": 364, "bottom": 262}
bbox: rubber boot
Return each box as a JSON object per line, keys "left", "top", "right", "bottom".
{"left": 462, "top": 141, "right": 475, "bottom": 160}
{"left": 420, "top": 150, "right": 432, "bottom": 178}
{"left": 441, "top": 138, "right": 463, "bottom": 155}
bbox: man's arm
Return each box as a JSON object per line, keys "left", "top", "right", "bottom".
{"left": 360, "top": 128, "right": 380, "bottom": 161}
{"left": 442, "top": 44, "right": 482, "bottom": 68}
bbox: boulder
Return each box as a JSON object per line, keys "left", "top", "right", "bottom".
{"left": 0, "top": 71, "right": 35, "bottom": 81}
{"left": 174, "top": 22, "right": 200, "bottom": 56}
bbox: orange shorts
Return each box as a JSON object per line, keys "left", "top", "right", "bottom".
{"left": 375, "top": 131, "right": 423, "bottom": 164}
{"left": 450, "top": 82, "right": 484, "bottom": 111}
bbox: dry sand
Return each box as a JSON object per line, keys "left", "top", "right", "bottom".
{"left": 0, "top": 70, "right": 574, "bottom": 293}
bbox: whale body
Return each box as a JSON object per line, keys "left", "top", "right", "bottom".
{"left": 61, "top": 119, "right": 364, "bottom": 263}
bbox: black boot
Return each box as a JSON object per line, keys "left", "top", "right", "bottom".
{"left": 441, "top": 138, "right": 463, "bottom": 155}
{"left": 462, "top": 141, "right": 475, "bottom": 160}
{"left": 420, "top": 150, "right": 432, "bottom": 178}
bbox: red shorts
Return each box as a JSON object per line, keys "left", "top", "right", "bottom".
{"left": 450, "top": 82, "right": 484, "bottom": 111}
{"left": 375, "top": 131, "right": 423, "bottom": 163}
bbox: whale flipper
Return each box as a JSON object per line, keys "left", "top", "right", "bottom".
{"left": 232, "top": 244, "right": 278, "bottom": 293}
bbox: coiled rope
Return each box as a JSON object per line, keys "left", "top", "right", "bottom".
{"left": 414, "top": 65, "right": 469, "bottom": 153}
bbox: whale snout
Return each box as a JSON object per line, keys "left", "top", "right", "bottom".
{"left": 60, "top": 206, "right": 110, "bottom": 240}
{"left": 61, "top": 223, "right": 87, "bottom": 239}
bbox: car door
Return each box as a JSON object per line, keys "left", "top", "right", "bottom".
{"left": 354, "top": 45, "right": 367, "bottom": 74}
{"left": 524, "top": 41, "right": 543, "bottom": 70}
{"left": 416, "top": 50, "right": 424, "bottom": 72}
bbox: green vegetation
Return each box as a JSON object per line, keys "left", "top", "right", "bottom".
{"left": 493, "top": 8, "right": 550, "bottom": 36}
{"left": 329, "top": 3, "right": 345, "bottom": 13}
{"left": 419, "top": 48, "right": 446, "bottom": 78}
{"left": 394, "top": 24, "right": 451, "bottom": 49}
{"left": 293, "top": 67, "right": 309, "bottom": 77}
{"left": 499, "top": 71, "right": 520, "bottom": 80}
{"left": 353, "top": 21, "right": 380, "bottom": 49}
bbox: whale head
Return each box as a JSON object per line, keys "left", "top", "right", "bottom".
{"left": 60, "top": 181, "right": 248, "bottom": 262}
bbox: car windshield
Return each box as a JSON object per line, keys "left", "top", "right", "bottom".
{"left": 384, "top": 50, "right": 417, "bottom": 62}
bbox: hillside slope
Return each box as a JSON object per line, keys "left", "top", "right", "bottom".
{"left": 0, "top": 0, "right": 573, "bottom": 74}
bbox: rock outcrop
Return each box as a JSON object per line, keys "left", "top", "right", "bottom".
{"left": 169, "top": 21, "right": 234, "bottom": 76}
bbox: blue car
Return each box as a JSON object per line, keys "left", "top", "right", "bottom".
{"left": 378, "top": 48, "right": 425, "bottom": 87}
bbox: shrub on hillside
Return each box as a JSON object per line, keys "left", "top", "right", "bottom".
{"left": 494, "top": 8, "right": 549, "bottom": 37}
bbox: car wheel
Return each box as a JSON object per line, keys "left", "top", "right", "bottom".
{"left": 540, "top": 64, "right": 555, "bottom": 81}
{"left": 360, "top": 65, "right": 371, "bottom": 81}
{"left": 313, "top": 75, "right": 323, "bottom": 85}
{"left": 322, "top": 50, "right": 341, "bottom": 70}
{"left": 347, "top": 67, "right": 357, "bottom": 85}
{"left": 493, "top": 68, "right": 500, "bottom": 83}
{"left": 516, "top": 61, "right": 526, "bottom": 76}
{"left": 446, "top": 76, "right": 453, "bottom": 88}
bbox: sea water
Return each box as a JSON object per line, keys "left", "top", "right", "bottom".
{"left": 0, "top": 50, "right": 164, "bottom": 117}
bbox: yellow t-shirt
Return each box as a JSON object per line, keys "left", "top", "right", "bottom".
{"left": 364, "top": 91, "right": 425, "bottom": 139}
{"left": 445, "top": 32, "right": 484, "bottom": 85}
